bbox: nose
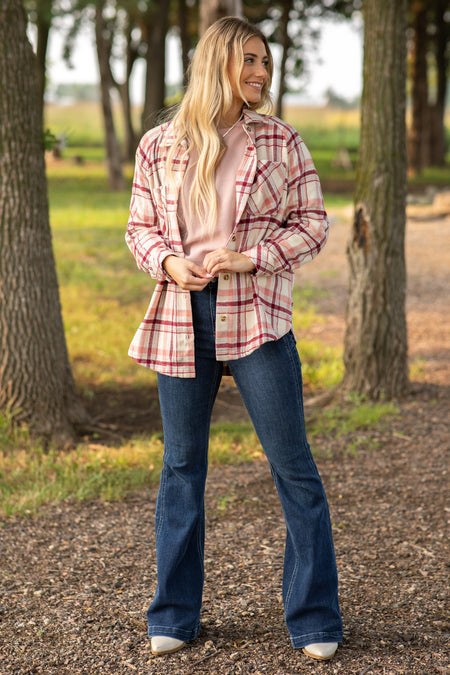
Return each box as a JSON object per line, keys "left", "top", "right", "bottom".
{"left": 256, "top": 61, "right": 267, "bottom": 80}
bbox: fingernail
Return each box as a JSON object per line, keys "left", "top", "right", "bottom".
{"left": 206, "top": 273, "right": 213, "bottom": 277}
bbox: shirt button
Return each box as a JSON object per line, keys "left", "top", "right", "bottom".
{"left": 245, "top": 125, "right": 252, "bottom": 132}
{"left": 223, "top": 274, "right": 230, "bottom": 281}
{"left": 231, "top": 235, "right": 236, "bottom": 241}
{"left": 220, "top": 315, "right": 227, "bottom": 322}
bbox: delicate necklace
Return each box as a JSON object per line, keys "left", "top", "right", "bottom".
{"left": 222, "top": 113, "right": 244, "bottom": 139}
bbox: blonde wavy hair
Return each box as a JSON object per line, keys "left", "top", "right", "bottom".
{"left": 166, "top": 16, "right": 273, "bottom": 234}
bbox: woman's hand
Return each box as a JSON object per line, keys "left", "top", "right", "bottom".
{"left": 163, "top": 255, "right": 212, "bottom": 290}
{"left": 203, "top": 248, "right": 256, "bottom": 277}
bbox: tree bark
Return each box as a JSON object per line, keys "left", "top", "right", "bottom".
{"left": 408, "top": 0, "right": 429, "bottom": 174}
{"left": 95, "top": 2, "right": 125, "bottom": 191}
{"left": 179, "top": 0, "right": 191, "bottom": 87}
{"left": 428, "top": 0, "right": 448, "bottom": 166}
{"left": 114, "top": 17, "right": 138, "bottom": 162}
{"left": 275, "top": 0, "right": 291, "bottom": 119}
{"left": 342, "top": 0, "right": 409, "bottom": 399}
{"left": 141, "top": 0, "right": 170, "bottom": 132}
{"left": 0, "top": 0, "right": 87, "bottom": 445}
{"left": 199, "top": 0, "right": 243, "bottom": 35}
{"left": 34, "top": 0, "right": 52, "bottom": 131}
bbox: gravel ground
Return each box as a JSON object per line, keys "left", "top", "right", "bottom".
{"left": 0, "top": 205, "right": 448, "bottom": 674}
{"left": 1, "top": 382, "right": 448, "bottom": 675}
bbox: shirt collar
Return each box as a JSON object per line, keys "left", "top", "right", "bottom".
{"left": 242, "top": 108, "right": 267, "bottom": 126}
{"left": 160, "top": 108, "right": 267, "bottom": 147}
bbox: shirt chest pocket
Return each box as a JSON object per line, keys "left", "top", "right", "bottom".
{"left": 246, "top": 161, "right": 287, "bottom": 217}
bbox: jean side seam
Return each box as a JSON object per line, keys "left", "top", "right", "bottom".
{"left": 155, "top": 466, "right": 167, "bottom": 541}
{"left": 271, "top": 468, "right": 299, "bottom": 614}
{"left": 196, "top": 360, "right": 221, "bottom": 568}
{"left": 284, "top": 336, "right": 342, "bottom": 622}
{"left": 283, "top": 334, "right": 317, "bottom": 472}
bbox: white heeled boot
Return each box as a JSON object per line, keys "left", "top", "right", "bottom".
{"left": 151, "top": 636, "right": 186, "bottom": 656}
{"left": 302, "top": 642, "right": 338, "bottom": 660}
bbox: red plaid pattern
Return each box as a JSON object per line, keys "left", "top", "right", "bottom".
{"left": 126, "top": 109, "right": 329, "bottom": 377}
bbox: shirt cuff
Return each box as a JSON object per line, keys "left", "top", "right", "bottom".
{"left": 242, "top": 247, "right": 273, "bottom": 276}
{"left": 158, "top": 250, "right": 177, "bottom": 282}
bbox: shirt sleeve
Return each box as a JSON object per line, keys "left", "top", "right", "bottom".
{"left": 125, "top": 140, "right": 174, "bottom": 282}
{"left": 242, "top": 131, "right": 329, "bottom": 276}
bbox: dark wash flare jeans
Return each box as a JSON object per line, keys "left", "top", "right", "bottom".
{"left": 148, "top": 280, "right": 343, "bottom": 648}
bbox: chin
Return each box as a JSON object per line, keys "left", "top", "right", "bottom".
{"left": 245, "top": 92, "right": 262, "bottom": 103}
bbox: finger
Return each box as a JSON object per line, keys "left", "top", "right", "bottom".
{"left": 186, "top": 280, "right": 210, "bottom": 290}
{"left": 178, "top": 275, "right": 211, "bottom": 291}
{"left": 203, "top": 251, "right": 228, "bottom": 274}
{"left": 188, "top": 262, "right": 212, "bottom": 279}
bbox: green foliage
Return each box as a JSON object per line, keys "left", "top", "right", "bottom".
{"left": 42, "top": 127, "right": 57, "bottom": 151}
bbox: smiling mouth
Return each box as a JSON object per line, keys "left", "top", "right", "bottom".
{"left": 245, "top": 82, "right": 263, "bottom": 90}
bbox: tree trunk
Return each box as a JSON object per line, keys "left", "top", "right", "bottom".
{"left": 199, "top": 0, "right": 243, "bottom": 35}
{"left": 0, "top": 0, "right": 87, "bottom": 445}
{"left": 95, "top": 3, "right": 125, "bottom": 191}
{"left": 141, "top": 0, "right": 170, "bottom": 132}
{"left": 342, "top": 0, "right": 409, "bottom": 400}
{"left": 408, "top": 0, "right": 429, "bottom": 174}
{"left": 428, "top": 0, "right": 448, "bottom": 166}
{"left": 119, "top": 79, "right": 137, "bottom": 162}
{"left": 34, "top": 0, "right": 52, "bottom": 131}
{"left": 275, "top": 0, "right": 291, "bottom": 119}
{"left": 179, "top": 0, "right": 190, "bottom": 87}
{"left": 120, "top": 19, "right": 138, "bottom": 162}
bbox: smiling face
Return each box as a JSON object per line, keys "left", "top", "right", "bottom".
{"left": 229, "top": 36, "right": 269, "bottom": 110}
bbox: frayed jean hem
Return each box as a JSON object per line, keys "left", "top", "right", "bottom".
{"left": 290, "top": 630, "right": 343, "bottom": 649}
{"left": 148, "top": 623, "right": 201, "bottom": 642}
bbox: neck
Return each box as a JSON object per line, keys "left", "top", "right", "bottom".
{"left": 219, "top": 106, "right": 243, "bottom": 128}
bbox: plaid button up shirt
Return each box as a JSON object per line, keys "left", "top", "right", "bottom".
{"left": 126, "top": 109, "right": 329, "bottom": 377}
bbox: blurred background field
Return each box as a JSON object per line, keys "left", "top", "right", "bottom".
{"left": 45, "top": 101, "right": 450, "bottom": 185}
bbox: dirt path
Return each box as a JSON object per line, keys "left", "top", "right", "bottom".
{"left": 0, "top": 202, "right": 449, "bottom": 674}
{"left": 297, "top": 201, "right": 450, "bottom": 388}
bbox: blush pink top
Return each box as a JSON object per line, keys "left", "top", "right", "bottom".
{"left": 177, "top": 121, "right": 248, "bottom": 266}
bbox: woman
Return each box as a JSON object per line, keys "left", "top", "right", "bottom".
{"left": 126, "top": 16, "right": 343, "bottom": 662}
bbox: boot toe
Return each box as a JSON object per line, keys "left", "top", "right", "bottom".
{"left": 302, "top": 642, "right": 338, "bottom": 660}
{"left": 151, "top": 636, "right": 186, "bottom": 655}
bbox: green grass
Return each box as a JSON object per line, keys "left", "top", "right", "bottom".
{"left": 6, "top": 101, "right": 435, "bottom": 516}
{"left": 0, "top": 397, "right": 399, "bottom": 517}
{"left": 309, "top": 397, "right": 399, "bottom": 438}
{"left": 47, "top": 162, "right": 156, "bottom": 389}
{"left": 0, "top": 157, "right": 352, "bottom": 516}
{"left": 0, "top": 421, "right": 264, "bottom": 517}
